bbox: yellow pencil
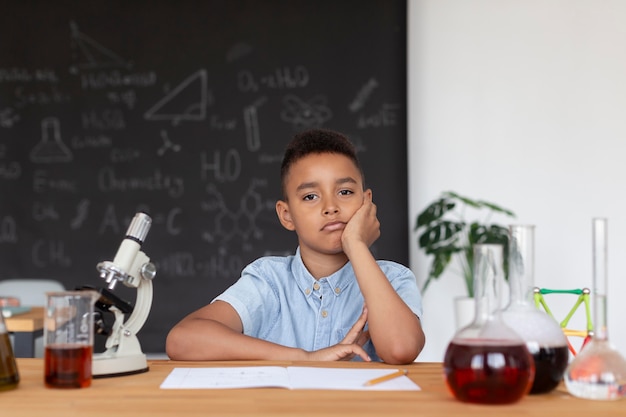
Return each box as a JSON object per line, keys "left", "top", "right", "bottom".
{"left": 363, "top": 369, "right": 408, "bottom": 386}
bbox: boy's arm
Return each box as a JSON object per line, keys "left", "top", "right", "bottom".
{"left": 165, "top": 300, "right": 372, "bottom": 361}
{"left": 342, "top": 191, "right": 426, "bottom": 364}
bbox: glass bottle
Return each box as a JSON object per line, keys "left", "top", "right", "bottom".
{"left": 0, "top": 312, "right": 20, "bottom": 391}
{"left": 564, "top": 218, "right": 626, "bottom": 400}
{"left": 501, "top": 225, "right": 569, "bottom": 394}
{"left": 443, "top": 244, "right": 535, "bottom": 404}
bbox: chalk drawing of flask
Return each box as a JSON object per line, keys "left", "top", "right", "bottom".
{"left": 30, "top": 117, "right": 73, "bottom": 163}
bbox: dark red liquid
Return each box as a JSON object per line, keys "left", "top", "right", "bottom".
{"left": 528, "top": 345, "right": 569, "bottom": 394}
{"left": 45, "top": 344, "right": 92, "bottom": 388}
{"left": 444, "top": 341, "right": 534, "bottom": 404}
{"left": 0, "top": 333, "right": 19, "bottom": 390}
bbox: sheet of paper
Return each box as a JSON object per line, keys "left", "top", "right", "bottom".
{"left": 160, "top": 367, "right": 291, "bottom": 389}
{"left": 160, "top": 367, "right": 421, "bottom": 391}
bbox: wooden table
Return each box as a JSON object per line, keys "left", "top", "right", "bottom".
{"left": 3, "top": 359, "right": 624, "bottom": 416}
{"left": 4, "top": 307, "right": 43, "bottom": 358}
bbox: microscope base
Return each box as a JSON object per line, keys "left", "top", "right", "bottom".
{"left": 92, "top": 352, "right": 149, "bottom": 378}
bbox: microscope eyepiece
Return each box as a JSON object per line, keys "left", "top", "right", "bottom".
{"left": 125, "top": 212, "right": 152, "bottom": 244}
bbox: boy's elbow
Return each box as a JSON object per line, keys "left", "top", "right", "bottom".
{"left": 379, "top": 332, "right": 426, "bottom": 365}
{"left": 380, "top": 345, "right": 420, "bottom": 365}
{"left": 165, "top": 327, "right": 188, "bottom": 360}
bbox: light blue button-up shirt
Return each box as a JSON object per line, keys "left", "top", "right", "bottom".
{"left": 213, "top": 247, "right": 423, "bottom": 361}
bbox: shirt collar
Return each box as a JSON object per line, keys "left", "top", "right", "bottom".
{"left": 292, "top": 247, "right": 354, "bottom": 298}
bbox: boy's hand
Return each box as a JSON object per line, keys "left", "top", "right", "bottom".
{"left": 305, "top": 343, "right": 371, "bottom": 362}
{"left": 303, "top": 306, "right": 371, "bottom": 362}
{"left": 341, "top": 189, "right": 380, "bottom": 250}
{"left": 342, "top": 305, "right": 370, "bottom": 347}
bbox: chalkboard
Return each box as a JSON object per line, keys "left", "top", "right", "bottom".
{"left": 0, "top": 0, "right": 408, "bottom": 353}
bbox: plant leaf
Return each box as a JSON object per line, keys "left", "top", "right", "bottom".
{"left": 476, "top": 200, "right": 515, "bottom": 217}
{"left": 472, "top": 223, "right": 509, "bottom": 245}
{"left": 430, "top": 250, "right": 453, "bottom": 279}
{"left": 418, "top": 221, "right": 465, "bottom": 252}
{"left": 443, "top": 191, "right": 481, "bottom": 209}
{"left": 415, "top": 198, "right": 456, "bottom": 229}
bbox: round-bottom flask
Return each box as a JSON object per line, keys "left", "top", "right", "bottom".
{"left": 501, "top": 225, "right": 569, "bottom": 394}
{"left": 443, "top": 244, "right": 534, "bottom": 404}
{"left": 565, "top": 338, "right": 626, "bottom": 400}
{"left": 502, "top": 309, "right": 569, "bottom": 394}
{"left": 564, "top": 219, "right": 626, "bottom": 400}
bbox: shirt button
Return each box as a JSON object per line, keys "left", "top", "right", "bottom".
{"left": 313, "top": 283, "right": 320, "bottom": 291}
{"left": 334, "top": 287, "right": 341, "bottom": 294}
{"left": 305, "top": 289, "right": 311, "bottom": 295}
{"left": 321, "top": 310, "right": 328, "bottom": 318}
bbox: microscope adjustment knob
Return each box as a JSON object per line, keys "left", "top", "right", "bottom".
{"left": 140, "top": 262, "right": 157, "bottom": 280}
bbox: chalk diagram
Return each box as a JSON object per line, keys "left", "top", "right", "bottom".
{"left": 243, "top": 96, "right": 267, "bottom": 152}
{"left": 226, "top": 42, "right": 253, "bottom": 63}
{"left": 144, "top": 69, "right": 208, "bottom": 125}
{"left": 280, "top": 94, "right": 332, "bottom": 128}
{"left": 0, "top": 108, "right": 19, "bottom": 128}
{"left": 200, "top": 179, "right": 273, "bottom": 243}
{"left": 69, "top": 21, "right": 132, "bottom": 73}
{"left": 70, "top": 199, "right": 90, "bottom": 230}
{"left": 30, "top": 117, "right": 73, "bottom": 163}
{"left": 157, "top": 130, "right": 182, "bottom": 156}
{"left": 349, "top": 78, "right": 379, "bottom": 113}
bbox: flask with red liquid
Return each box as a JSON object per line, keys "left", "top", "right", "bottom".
{"left": 501, "top": 225, "right": 569, "bottom": 394}
{"left": 0, "top": 311, "right": 20, "bottom": 391}
{"left": 443, "top": 244, "right": 535, "bottom": 404}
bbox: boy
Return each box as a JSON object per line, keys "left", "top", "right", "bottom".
{"left": 166, "top": 129, "right": 425, "bottom": 364}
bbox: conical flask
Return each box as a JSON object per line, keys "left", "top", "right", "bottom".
{"left": 443, "top": 244, "right": 535, "bottom": 404}
{"left": 30, "top": 117, "right": 72, "bottom": 163}
{"left": 564, "top": 218, "right": 626, "bottom": 400}
{"left": 501, "top": 225, "right": 569, "bottom": 394}
{"left": 0, "top": 312, "right": 20, "bottom": 390}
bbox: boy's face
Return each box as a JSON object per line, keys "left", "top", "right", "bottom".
{"left": 276, "top": 152, "right": 365, "bottom": 256}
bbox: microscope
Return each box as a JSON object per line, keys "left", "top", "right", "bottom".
{"left": 91, "top": 212, "right": 157, "bottom": 378}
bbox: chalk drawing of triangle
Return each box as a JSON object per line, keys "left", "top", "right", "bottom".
{"left": 144, "top": 69, "right": 208, "bottom": 124}
{"left": 69, "top": 21, "right": 131, "bottom": 71}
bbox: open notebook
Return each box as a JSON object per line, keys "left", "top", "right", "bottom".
{"left": 160, "top": 366, "right": 420, "bottom": 391}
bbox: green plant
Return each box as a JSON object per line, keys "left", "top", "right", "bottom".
{"left": 414, "top": 191, "right": 515, "bottom": 297}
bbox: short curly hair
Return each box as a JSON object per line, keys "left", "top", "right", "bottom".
{"left": 280, "top": 129, "right": 363, "bottom": 199}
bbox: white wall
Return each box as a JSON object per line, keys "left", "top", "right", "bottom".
{"left": 408, "top": 0, "right": 626, "bottom": 362}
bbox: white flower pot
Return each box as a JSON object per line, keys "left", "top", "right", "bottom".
{"left": 454, "top": 296, "right": 476, "bottom": 330}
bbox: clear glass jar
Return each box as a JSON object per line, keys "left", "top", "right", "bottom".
{"left": 501, "top": 225, "right": 569, "bottom": 394}
{"left": 443, "top": 244, "right": 534, "bottom": 404}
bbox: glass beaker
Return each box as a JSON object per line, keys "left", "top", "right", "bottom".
{"left": 501, "top": 225, "right": 569, "bottom": 394}
{"left": 564, "top": 218, "right": 626, "bottom": 400}
{"left": 0, "top": 312, "right": 20, "bottom": 391}
{"left": 44, "top": 290, "right": 98, "bottom": 388}
{"left": 443, "top": 244, "right": 535, "bottom": 404}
